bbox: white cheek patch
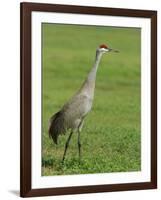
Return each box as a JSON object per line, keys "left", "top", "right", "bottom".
{"left": 102, "top": 48, "right": 109, "bottom": 52}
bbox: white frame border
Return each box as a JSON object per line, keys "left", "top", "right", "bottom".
{"left": 31, "top": 11, "right": 151, "bottom": 189}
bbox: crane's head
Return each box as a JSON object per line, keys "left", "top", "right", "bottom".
{"left": 98, "top": 44, "right": 119, "bottom": 54}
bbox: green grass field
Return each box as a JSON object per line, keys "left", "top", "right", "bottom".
{"left": 42, "top": 24, "right": 141, "bottom": 176}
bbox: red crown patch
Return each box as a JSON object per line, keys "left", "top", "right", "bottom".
{"left": 99, "top": 44, "right": 108, "bottom": 49}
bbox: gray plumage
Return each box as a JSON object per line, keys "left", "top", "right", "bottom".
{"left": 49, "top": 92, "right": 92, "bottom": 145}
{"left": 48, "top": 44, "right": 118, "bottom": 162}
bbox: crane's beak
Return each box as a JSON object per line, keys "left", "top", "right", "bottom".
{"left": 108, "top": 48, "right": 119, "bottom": 53}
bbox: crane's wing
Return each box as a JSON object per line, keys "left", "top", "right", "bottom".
{"left": 48, "top": 94, "right": 93, "bottom": 144}
{"left": 62, "top": 94, "right": 93, "bottom": 120}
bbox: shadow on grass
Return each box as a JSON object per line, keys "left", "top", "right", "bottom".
{"left": 42, "top": 156, "right": 85, "bottom": 175}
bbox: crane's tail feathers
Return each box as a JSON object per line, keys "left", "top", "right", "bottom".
{"left": 48, "top": 111, "right": 66, "bottom": 145}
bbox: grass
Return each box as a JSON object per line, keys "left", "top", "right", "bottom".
{"left": 42, "top": 24, "right": 141, "bottom": 176}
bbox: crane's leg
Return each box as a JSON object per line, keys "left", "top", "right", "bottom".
{"left": 62, "top": 130, "right": 73, "bottom": 163}
{"left": 78, "top": 120, "right": 84, "bottom": 164}
{"left": 78, "top": 129, "right": 81, "bottom": 164}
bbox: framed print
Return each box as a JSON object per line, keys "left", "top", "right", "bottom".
{"left": 20, "top": 2, "right": 157, "bottom": 197}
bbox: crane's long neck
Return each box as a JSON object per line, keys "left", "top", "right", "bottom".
{"left": 79, "top": 50, "right": 103, "bottom": 98}
{"left": 87, "top": 51, "right": 102, "bottom": 82}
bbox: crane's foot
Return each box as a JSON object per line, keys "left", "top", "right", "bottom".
{"left": 61, "top": 157, "right": 65, "bottom": 165}
{"left": 78, "top": 156, "right": 82, "bottom": 165}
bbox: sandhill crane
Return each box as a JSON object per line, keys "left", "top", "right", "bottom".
{"left": 49, "top": 44, "right": 119, "bottom": 163}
